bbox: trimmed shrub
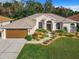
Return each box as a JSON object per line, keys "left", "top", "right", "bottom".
{"left": 60, "top": 29, "right": 65, "bottom": 33}
{"left": 55, "top": 28, "right": 67, "bottom": 33}
{"left": 25, "top": 35, "right": 32, "bottom": 41}
{"left": 36, "top": 28, "right": 47, "bottom": 33}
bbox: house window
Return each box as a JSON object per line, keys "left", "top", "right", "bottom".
{"left": 71, "top": 23, "right": 75, "bottom": 28}
{"left": 56, "top": 23, "right": 61, "bottom": 29}
{"left": 39, "top": 22, "right": 43, "bottom": 28}
{"left": 10, "top": 21, "right": 12, "bottom": 23}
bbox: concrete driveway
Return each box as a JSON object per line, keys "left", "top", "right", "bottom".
{"left": 0, "top": 39, "right": 26, "bottom": 59}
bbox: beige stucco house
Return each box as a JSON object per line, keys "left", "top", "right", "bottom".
{"left": 1, "top": 13, "right": 78, "bottom": 39}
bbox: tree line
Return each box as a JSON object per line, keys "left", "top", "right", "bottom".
{"left": 0, "top": 0, "right": 79, "bottom": 20}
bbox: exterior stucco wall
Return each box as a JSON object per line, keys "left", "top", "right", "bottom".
{"left": 2, "top": 29, "right": 6, "bottom": 39}
{"left": 1, "top": 21, "right": 11, "bottom": 39}
{"left": 27, "top": 22, "right": 77, "bottom": 35}
{"left": 29, "top": 15, "right": 57, "bottom": 34}
{"left": 63, "top": 23, "right": 77, "bottom": 32}
{"left": 63, "top": 23, "right": 71, "bottom": 32}
{"left": 29, "top": 15, "right": 77, "bottom": 34}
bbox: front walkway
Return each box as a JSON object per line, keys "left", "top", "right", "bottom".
{"left": 0, "top": 39, "right": 26, "bottom": 59}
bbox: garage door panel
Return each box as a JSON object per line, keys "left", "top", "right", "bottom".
{"left": 6, "top": 29, "right": 28, "bottom": 38}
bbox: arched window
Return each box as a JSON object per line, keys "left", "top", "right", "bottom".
{"left": 71, "top": 23, "right": 75, "bottom": 28}
{"left": 56, "top": 23, "right": 61, "bottom": 29}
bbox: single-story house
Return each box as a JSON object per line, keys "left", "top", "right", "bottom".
{"left": 2, "top": 13, "right": 78, "bottom": 39}
{"left": 0, "top": 16, "right": 13, "bottom": 39}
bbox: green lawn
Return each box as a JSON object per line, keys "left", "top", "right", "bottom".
{"left": 17, "top": 37, "right": 79, "bottom": 59}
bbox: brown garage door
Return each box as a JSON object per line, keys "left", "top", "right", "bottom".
{"left": 6, "top": 29, "right": 28, "bottom": 38}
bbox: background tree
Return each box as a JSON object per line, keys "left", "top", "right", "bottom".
{"left": 2, "top": 2, "right": 12, "bottom": 17}
{"left": 11, "top": 1, "right": 25, "bottom": 19}
{"left": 0, "top": 0, "right": 78, "bottom": 20}
{"left": 24, "top": 0, "right": 43, "bottom": 16}
{"left": 54, "top": 7, "right": 77, "bottom": 17}
{"left": 0, "top": 2, "right": 3, "bottom": 15}
{"left": 43, "top": 0, "right": 54, "bottom": 13}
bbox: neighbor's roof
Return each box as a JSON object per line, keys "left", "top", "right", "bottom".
{"left": 68, "top": 14, "right": 79, "bottom": 21}
{"left": 3, "top": 13, "right": 77, "bottom": 29}
{"left": 0, "top": 16, "right": 13, "bottom": 23}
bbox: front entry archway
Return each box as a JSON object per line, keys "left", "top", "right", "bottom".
{"left": 46, "top": 21, "right": 52, "bottom": 31}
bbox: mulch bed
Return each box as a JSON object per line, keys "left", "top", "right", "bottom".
{"left": 41, "top": 36, "right": 66, "bottom": 46}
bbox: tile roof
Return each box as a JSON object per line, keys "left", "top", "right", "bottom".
{"left": 68, "top": 14, "right": 79, "bottom": 21}
{"left": 0, "top": 16, "right": 13, "bottom": 22}
{"left": 42, "top": 13, "right": 77, "bottom": 23}
{"left": 3, "top": 17, "right": 36, "bottom": 29}
{"left": 27, "top": 13, "right": 77, "bottom": 23}
{"left": 3, "top": 13, "right": 77, "bottom": 29}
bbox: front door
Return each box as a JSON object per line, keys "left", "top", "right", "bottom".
{"left": 46, "top": 21, "right": 52, "bottom": 31}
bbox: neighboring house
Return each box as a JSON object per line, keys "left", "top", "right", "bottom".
{"left": 0, "top": 16, "right": 13, "bottom": 39}
{"left": 2, "top": 13, "right": 77, "bottom": 39}
{"left": 68, "top": 14, "right": 79, "bottom": 27}
{"left": 68, "top": 14, "right": 79, "bottom": 21}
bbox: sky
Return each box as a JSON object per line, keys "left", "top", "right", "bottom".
{"left": 0, "top": 0, "right": 79, "bottom": 11}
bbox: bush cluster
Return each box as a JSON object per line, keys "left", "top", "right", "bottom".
{"left": 35, "top": 28, "right": 47, "bottom": 33}
{"left": 25, "top": 35, "right": 32, "bottom": 41}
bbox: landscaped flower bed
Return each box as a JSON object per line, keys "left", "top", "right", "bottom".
{"left": 51, "top": 30, "right": 79, "bottom": 39}
{"left": 32, "top": 29, "right": 48, "bottom": 41}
